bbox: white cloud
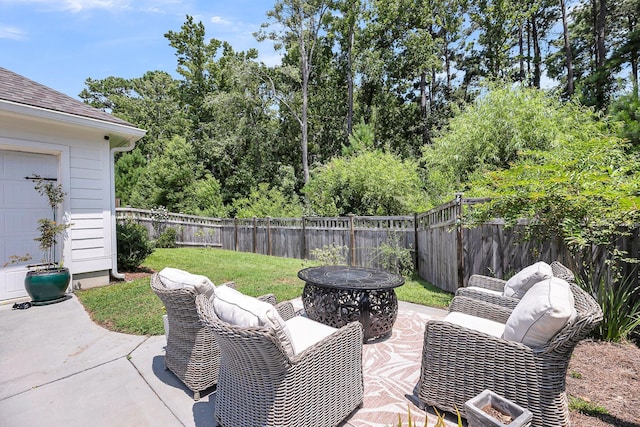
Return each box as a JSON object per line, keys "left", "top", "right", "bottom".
{"left": 2, "top": 0, "right": 191, "bottom": 13}
{"left": 3, "top": 0, "right": 131, "bottom": 12}
{"left": 210, "top": 15, "right": 231, "bottom": 25}
{"left": 0, "top": 25, "right": 26, "bottom": 40}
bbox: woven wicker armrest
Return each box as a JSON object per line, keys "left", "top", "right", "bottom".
{"left": 220, "top": 281, "right": 237, "bottom": 289}
{"left": 467, "top": 274, "right": 506, "bottom": 292}
{"left": 448, "top": 296, "right": 512, "bottom": 324}
{"left": 274, "top": 301, "right": 296, "bottom": 321}
{"left": 257, "top": 293, "right": 277, "bottom": 305}
{"left": 455, "top": 287, "right": 520, "bottom": 309}
{"left": 550, "top": 261, "right": 575, "bottom": 283}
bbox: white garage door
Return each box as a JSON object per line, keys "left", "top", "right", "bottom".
{"left": 0, "top": 150, "right": 58, "bottom": 301}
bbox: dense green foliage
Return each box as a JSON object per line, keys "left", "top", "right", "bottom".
{"left": 154, "top": 228, "right": 178, "bottom": 249}
{"left": 305, "top": 150, "right": 429, "bottom": 215}
{"left": 116, "top": 220, "right": 155, "bottom": 271}
{"left": 232, "top": 183, "right": 303, "bottom": 218}
{"left": 422, "top": 86, "right": 610, "bottom": 204}
{"left": 80, "top": 1, "right": 638, "bottom": 218}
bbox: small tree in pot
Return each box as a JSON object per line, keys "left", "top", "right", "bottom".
{"left": 5, "top": 176, "right": 72, "bottom": 305}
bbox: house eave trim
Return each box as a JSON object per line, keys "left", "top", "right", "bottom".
{"left": 0, "top": 99, "right": 146, "bottom": 142}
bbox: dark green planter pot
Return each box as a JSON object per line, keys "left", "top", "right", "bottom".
{"left": 25, "top": 268, "right": 71, "bottom": 306}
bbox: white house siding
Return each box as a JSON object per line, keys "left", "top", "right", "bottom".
{"left": 69, "top": 145, "right": 112, "bottom": 274}
{"left": 0, "top": 112, "right": 116, "bottom": 300}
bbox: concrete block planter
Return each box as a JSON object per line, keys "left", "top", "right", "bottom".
{"left": 464, "top": 389, "right": 532, "bottom": 427}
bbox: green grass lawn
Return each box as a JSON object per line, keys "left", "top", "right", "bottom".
{"left": 76, "top": 248, "right": 453, "bottom": 335}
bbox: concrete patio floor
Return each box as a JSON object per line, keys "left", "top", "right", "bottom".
{"left": 0, "top": 295, "right": 457, "bottom": 427}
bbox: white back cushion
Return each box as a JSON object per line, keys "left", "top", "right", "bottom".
{"left": 503, "top": 261, "right": 553, "bottom": 299}
{"left": 213, "top": 285, "right": 295, "bottom": 356}
{"left": 158, "top": 267, "right": 216, "bottom": 299}
{"left": 503, "top": 277, "right": 577, "bottom": 348}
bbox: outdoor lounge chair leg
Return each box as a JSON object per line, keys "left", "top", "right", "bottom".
{"left": 193, "top": 391, "right": 201, "bottom": 401}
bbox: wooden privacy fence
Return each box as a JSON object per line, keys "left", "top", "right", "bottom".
{"left": 116, "top": 208, "right": 223, "bottom": 248}
{"left": 116, "top": 208, "right": 415, "bottom": 272}
{"left": 116, "top": 200, "right": 639, "bottom": 294}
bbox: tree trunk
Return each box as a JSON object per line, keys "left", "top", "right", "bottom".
{"left": 421, "top": 71, "right": 430, "bottom": 145}
{"left": 347, "top": 25, "right": 354, "bottom": 136}
{"left": 627, "top": 13, "right": 638, "bottom": 97}
{"left": 532, "top": 14, "right": 541, "bottom": 88}
{"left": 594, "top": 0, "right": 607, "bottom": 107}
{"left": 527, "top": 17, "right": 532, "bottom": 85}
{"left": 595, "top": 0, "right": 607, "bottom": 69}
{"left": 301, "top": 39, "right": 310, "bottom": 185}
{"left": 561, "top": 0, "right": 575, "bottom": 96}
{"left": 518, "top": 24, "right": 525, "bottom": 82}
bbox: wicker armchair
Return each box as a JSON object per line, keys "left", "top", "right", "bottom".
{"left": 150, "top": 274, "right": 276, "bottom": 400}
{"left": 418, "top": 282, "right": 602, "bottom": 427}
{"left": 195, "top": 294, "right": 364, "bottom": 427}
{"left": 456, "top": 261, "right": 576, "bottom": 309}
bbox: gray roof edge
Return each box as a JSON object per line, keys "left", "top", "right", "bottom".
{"left": 0, "top": 67, "right": 140, "bottom": 128}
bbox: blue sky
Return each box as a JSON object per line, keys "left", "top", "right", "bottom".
{"left": 1, "top": 0, "right": 279, "bottom": 99}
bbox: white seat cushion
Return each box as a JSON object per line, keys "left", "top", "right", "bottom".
{"left": 465, "top": 286, "right": 503, "bottom": 297}
{"left": 444, "top": 312, "right": 506, "bottom": 338}
{"left": 285, "top": 316, "right": 338, "bottom": 354}
{"left": 503, "top": 261, "right": 553, "bottom": 299}
{"left": 158, "top": 267, "right": 215, "bottom": 299}
{"left": 503, "top": 277, "right": 577, "bottom": 348}
{"left": 213, "top": 285, "right": 295, "bottom": 356}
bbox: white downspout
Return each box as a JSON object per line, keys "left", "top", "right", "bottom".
{"left": 109, "top": 142, "right": 134, "bottom": 280}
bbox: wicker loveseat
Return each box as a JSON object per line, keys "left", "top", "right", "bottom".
{"left": 455, "top": 260, "right": 576, "bottom": 309}
{"left": 151, "top": 272, "right": 275, "bottom": 400}
{"left": 195, "top": 292, "right": 364, "bottom": 427}
{"left": 418, "top": 280, "right": 602, "bottom": 427}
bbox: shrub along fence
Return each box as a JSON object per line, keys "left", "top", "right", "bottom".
{"left": 116, "top": 198, "right": 638, "bottom": 293}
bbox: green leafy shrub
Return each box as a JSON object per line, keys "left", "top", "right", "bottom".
{"left": 422, "top": 85, "right": 611, "bottom": 204}
{"left": 155, "top": 227, "right": 178, "bottom": 249}
{"left": 309, "top": 244, "right": 347, "bottom": 266}
{"left": 376, "top": 233, "right": 414, "bottom": 276}
{"left": 232, "top": 183, "right": 303, "bottom": 218}
{"left": 305, "top": 150, "right": 429, "bottom": 216}
{"left": 116, "top": 220, "right": 154, "bottom": 271}
{"left": 578, "top": 271, "right": 640, "bottom": 342}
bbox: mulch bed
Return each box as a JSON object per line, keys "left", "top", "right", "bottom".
{"left": 567, "top": 340, "right": 640, "bottom": 427}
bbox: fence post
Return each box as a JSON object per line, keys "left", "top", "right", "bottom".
{"left": 301, "top": 216, "right": 307, "bottom": 259}
{"left": 455, "top": 193, "right": 464, "bottom": 288}
{"left": 267, "top": 216, "right": 272, "bottom": 256}
{"left": 414, "top": 212, "right": 419, "bottom": 272}
{"left": 234, "top": 217, "right": 238, "bottom": 251}
{"left": 349, "top": 215, "right": 356, "bottom": 266}
{"left": 253, "top": 217, "right": 258, "bottom": 254}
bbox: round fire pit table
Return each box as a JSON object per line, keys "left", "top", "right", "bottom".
{"left": 298, "top": 266, "right": 405, "bottom": 342}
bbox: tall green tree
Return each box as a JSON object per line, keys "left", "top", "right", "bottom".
{"left": 256, "top": 0, "right": 332, "bottom": 184}
{"left": 165, "top": 15, "right": 222, "bottom": 166}
{"left": 80, "top": 71, "right": 186, "bottom": 156}
{"left": 130, "top": 136, "right": 227, "bottom": 217}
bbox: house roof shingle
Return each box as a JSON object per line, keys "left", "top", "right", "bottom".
{"left": 0, "top": 67, "right": 136, "bottom": 128}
